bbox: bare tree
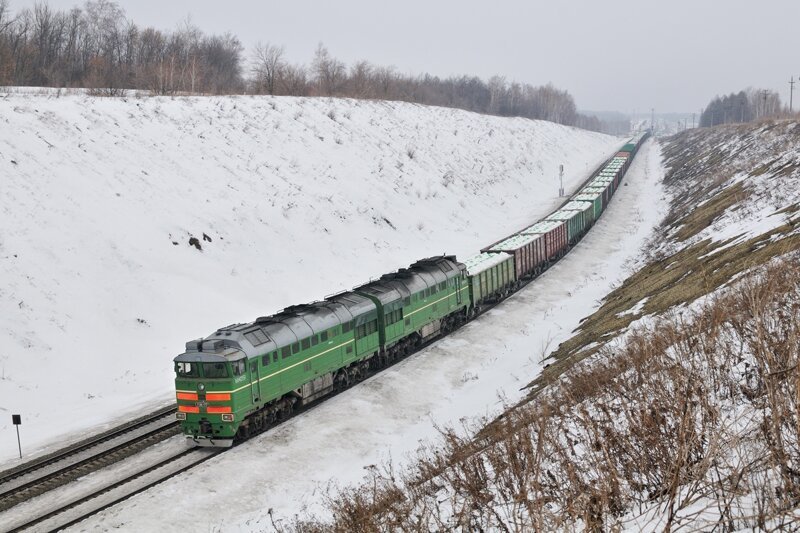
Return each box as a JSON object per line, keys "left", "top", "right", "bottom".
{"left": 278, "top": 62, "right": 307, "bottom": 96}
{"left": 311, "top": 42, "right": 344, "bottom": 96}
{"left": 347, "top": 59, "right": 373, "bottom": 98}
{"left": 251, "top": 41, "right": 284, "bottom": 95}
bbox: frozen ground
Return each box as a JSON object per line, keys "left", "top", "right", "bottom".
{"left": 0, "top": 91, "right": 622, "bottom": 464}
{"left": 70, "top": 139, "right": 666, "bottom": 531}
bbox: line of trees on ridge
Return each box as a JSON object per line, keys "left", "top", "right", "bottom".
{"left": 700, "top": 88, "right": 783, "bottom": 127}
{"left": 0, "top": 0, "right": 619, "bottom": 132}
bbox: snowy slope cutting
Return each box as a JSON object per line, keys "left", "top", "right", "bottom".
{"left": 0, "top": 91, "right": 621, "bottom": 462}
{"left": 31, "top": 135, "right": 665, "bottom": 533}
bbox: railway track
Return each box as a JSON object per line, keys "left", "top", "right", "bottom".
{"left": 2, "top": 445, "right": 219, "bottom": 533}
{"left": 0, "top": 406, "right": 179, "bottom": 514}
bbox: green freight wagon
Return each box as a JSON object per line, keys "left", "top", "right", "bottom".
{"left": 581, "top": 185, "right": 611, "bottom": 207}
{"left": 590, "top": 177, "right": 615, "bottom": 197}
{"left": 462, "top": 252, "right": 516, "bottom": 313}
{"left": 545, "top": 209, "right": 585, "bottom": 244}
{"left": 574, "top": 192, "right": 603, "bottom": 220}
{"left": 561, "top": 200, "right": 595, "bottom": 226}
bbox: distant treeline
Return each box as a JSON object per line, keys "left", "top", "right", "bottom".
{"left": 0, "top": 0, "right": 623, "bottom": 133}
{"left": 0, "top": 0, "right": 244, "bottom": 95}
{"left": 700, "top": 88, "right": 782, "bottom": 127}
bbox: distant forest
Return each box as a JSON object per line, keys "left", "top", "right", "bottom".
{"left": 700, "top": 89, "right": 783, "bottom": 127}
{"left": 0, "top": 0, "right": 625, "bottom": 133}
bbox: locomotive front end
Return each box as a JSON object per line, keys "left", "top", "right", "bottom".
{"left": 174, "top": 338, "right": 249, "bottom": 447}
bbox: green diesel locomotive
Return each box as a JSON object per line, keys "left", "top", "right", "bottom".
{"left": 174, "top": 256, "right": 469, "bottom": 446}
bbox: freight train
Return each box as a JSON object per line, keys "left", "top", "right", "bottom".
{"left": 173, "top": 132, "right": 649, "bottom": 447}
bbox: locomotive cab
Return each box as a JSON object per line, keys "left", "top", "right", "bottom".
{"left": 174, "top": 338, "right": 249, "bottom": 447}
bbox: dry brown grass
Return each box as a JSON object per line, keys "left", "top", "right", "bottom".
{"left": 271, "top": 123, "right": 800, "bottom": 532}
{"left": 279, "top": 256, "right": 800, "bottom": 532}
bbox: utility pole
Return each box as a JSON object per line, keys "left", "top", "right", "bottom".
{"left": 651, "top": 108, "right": 655, "bottom": 134}
{"left": 558, "top": 164, "right": 564, "bottom": 197}
{"left": 790, "top": 76, "right": 795, "bottom": 112}
{"left": 692, "top": 113, "right": 696, "bottom": 128}
{"left": 762, "top": 89, "right": 769, "bottom": 118}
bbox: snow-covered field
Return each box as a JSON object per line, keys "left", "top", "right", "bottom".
{"left": 64, "top": 139, "right": 666, "bottom": 531}
{"left": 0, "top": 91, "right": 622, "bottom": 465}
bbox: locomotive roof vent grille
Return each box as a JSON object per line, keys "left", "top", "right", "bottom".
{"left": 185, "top": 339, "right": 203, "bottom": 351}
{"left": 283, "top": 304, "right": 323, "bottom": 315}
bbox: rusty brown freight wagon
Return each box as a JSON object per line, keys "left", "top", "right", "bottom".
{"left": 482, "top": 233, "right": 547, "bottom": 279}
{"left": 519, "top": 219, "right": 568, "bottom": 262}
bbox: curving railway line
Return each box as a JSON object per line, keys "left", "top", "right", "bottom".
{"left": 0, "top": 134, "right": 648, "bottom": 531}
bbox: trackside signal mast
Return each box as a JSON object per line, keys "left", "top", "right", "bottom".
{"left": 12, "top": 414, "right": 22, "bottom": 459}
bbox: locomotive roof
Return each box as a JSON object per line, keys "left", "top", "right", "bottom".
{"left": 378, "top": 255, "right": 465, "bottom": 294}
{"left": 323, "top": 291, "right": 376, "bottom": 320}
{"left": 175, "top": 256, "right": 463, "bottom": 362}
{"left": 462, "top": 251, "right": 512, "bottom": 275}
{"left": 354, "top": 279, "right": 407, "bottom": 311}
{"left": 522, "top": 219, "right": 563, "bottom": 234}
{"left": 410, "top": 255, "right": 465, "bottom": 278}
{"left": 175, "top": 292, "right": 378, "bottom": 361}
{"left": 378, "top": 268, "right": 429, "bottom": 295}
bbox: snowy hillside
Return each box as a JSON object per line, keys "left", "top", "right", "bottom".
{"left": 34, "top": 128, "right": 664, "bottom": 533}
{"left": 0, "top": 91, "right": 621, "bottom": 463}
{"left": 260, "top": 120, "right": 800, "bottom": 532}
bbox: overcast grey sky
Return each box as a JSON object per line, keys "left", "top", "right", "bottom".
{"left": 9, "top": 0, "right": 800, "bottom": 113}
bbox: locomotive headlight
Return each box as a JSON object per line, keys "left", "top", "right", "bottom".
{"left": 176, "top": 412, "right": 187, "bottom": 420}
{"left": 198, "top": 383, "right": 205, "bottom": 391}
{"left": 221, "top": 414, "right": 234, "bottom": 422}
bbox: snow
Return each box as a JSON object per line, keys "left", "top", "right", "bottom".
{"left": 0, "top": 92, "right": 622, "bottom": 465}
{"left": 462, "top": 251, "right": 511, "bottom": 275}
{"left": 70, "top": 139, "right": 666, "bottom": 531}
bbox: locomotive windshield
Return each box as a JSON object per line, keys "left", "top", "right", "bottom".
{"left": 175, "top": 362, "right": 199, "bottom": 377}
{"left": 203, "top": 362, "right": 229, "bottom": 378}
